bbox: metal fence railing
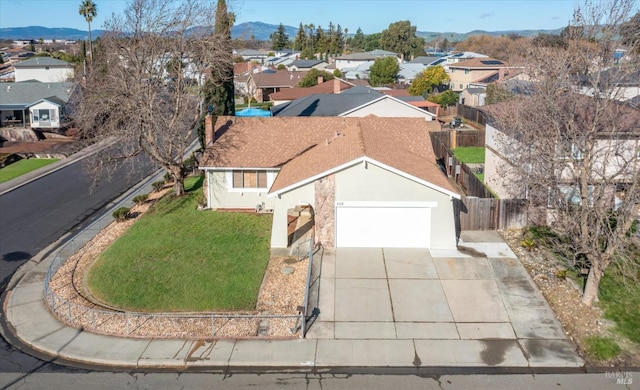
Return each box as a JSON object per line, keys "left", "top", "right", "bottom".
{"left": 43, "top": 170, "right": 315, "bottom": 339}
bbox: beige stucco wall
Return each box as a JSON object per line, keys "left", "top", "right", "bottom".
{"left": 343, "top": 99, "right": 435, "bottom": 119}
{"left": 205, "top": 170, "right": 279, "bottom": 210}
{"left": 270, "top": 183, "right": 316, "bottom": 248}
{"left": 448, "top": 69, "right": 498, "bottom": 91}
{"left": 335, "top": 161, "right": 458, "bottom": 249}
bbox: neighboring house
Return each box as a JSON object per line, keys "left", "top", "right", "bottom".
{"left": 271, "top": 86, "right": 437, "bottom": 120}
{"left": 578, "top": 67, "right": 640, "bottom": 103}
{"left": 334, "top": 49, "right": 398, "bottom": 71}
{"left": 13, "top": 57, "right": 74, "bottom": 83}
{"left": 247, "top": 70, "right": 308, "bottom": 102}
{"left": 342, "top": 62, "right": 372, "bottom": 81}
{"left": 269, "top": 78, "right": 354, "bottom": 106}
{"left": 199, "top": 116, "right": 459, "bottom": 249}
{"left": 233, "top": 62, "right": 271, "bottom": 101}
{"left": 483, "top": 100, "right": 640, "bottom": 201}
{"left": 0, "top": 81, "right": 76, "bottom": 130}
{"left": 287, "top": 59, "right": 328, "bottom": 71}
{"left": 397, "top": 63, "right": 426, "bottom": 85}
{"left": 233, "top": 49, "right": 269, "bottom": 61}
{"left": 459, "top": 87, "right": 486, "bottom": 106}
{"left": 408, "top": 56, "right": 441, "bottom": 66}
{"left": 447, "top": 58, "right": 513, "bottom": 92}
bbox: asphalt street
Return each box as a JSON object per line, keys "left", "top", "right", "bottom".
{"left": 0, "top": 154, "right": 153, "bottom": 288}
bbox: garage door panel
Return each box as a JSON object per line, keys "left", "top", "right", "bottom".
{"left": 336, "top": 206, "right": 430, "bottom": 248}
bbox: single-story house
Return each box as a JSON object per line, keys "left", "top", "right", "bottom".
{"left": 247, "top": 70, "right": 308, "bottom": 102}
{"left": 199, "top": 116, "right": 460, "bottom": 250}
{"left": 271, "top": 86, "right": 438, "bottom": 119}
{"left": 286, "top": 59, "right": 328, "bottom": 71}
{"left": 334, "top": 49, "right": 399, "bottom": 71}
{"left": 269, "top": 78, "right": 354, "bottom": 106}
{"left": 0, "top": 81, "right": 76, "bottom": 130}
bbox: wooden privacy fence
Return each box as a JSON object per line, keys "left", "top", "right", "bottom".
{"left": 456, "top": 104, "right": 487, "bottom": 126}
{"left": 455, "top": 197, "right": 529, "bottom": 231}
{"left": 430, "top": 132, "right": 529, "bottom": 230}
{"left": 430, "top": 130, "right": 485, "bottom": 149}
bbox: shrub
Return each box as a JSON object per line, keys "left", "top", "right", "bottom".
{"left": 112, "top": 207, "right": 131, "bottom": 222}
{"left": 152, "top": 180, "right": 165, "bottom": 192}
{"left": 132, "top": 194, "right": 148, "bottom": 204}
{"left": 163, "top": 171, "right": 173, "bottom": 183}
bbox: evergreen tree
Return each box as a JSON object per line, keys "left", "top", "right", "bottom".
{"left": 271, "top": 23, "right": 289, "bottom": 50}
{"left": 351, "top": 28, "right": 365, "bottom": 51}
{"left": 200, "top": 0, "right": 235, "bottom": 149}
{"left": 293, "top": 23, "right": 307, "bottom": 51}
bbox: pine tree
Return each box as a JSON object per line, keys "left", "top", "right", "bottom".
{"left": 271, "top": 23, "right": 289, "bottom": 50}
{"left": 293, "top": 23, "right": 307, "bottom": 51}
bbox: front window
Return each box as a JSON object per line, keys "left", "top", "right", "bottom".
{"left": 232, "top": 170, "right": 267, "bottom": 189}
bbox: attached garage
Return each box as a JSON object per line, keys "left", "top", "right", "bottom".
{"left": 335, "top": 201, "right": 435, "bottom": 248}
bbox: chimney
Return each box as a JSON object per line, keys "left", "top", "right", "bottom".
{"left": 333, "top": 78, "right": 340, "bottom": 94}
{"left": 317, "top": 76, "right": 324, "bottom": 85}
{"left": 205, "top": 114, "right": 214, "bottom": 146}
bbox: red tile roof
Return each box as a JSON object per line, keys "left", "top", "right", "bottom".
{"left": 200, "top": 116, "right": 456, "bottom": 196}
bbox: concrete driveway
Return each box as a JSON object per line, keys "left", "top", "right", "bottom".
{"left": 307, "top": 232, "right": 583, "bottom": 367}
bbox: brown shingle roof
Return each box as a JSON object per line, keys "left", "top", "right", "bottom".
{"left": 251, "top": 70, "right": 308, "bottom": 88}
{"left": 269, "top": 79, "right": 353, "bottom": 100}
{"left": 200, "top": 117, "right": 457, "bottom": 196}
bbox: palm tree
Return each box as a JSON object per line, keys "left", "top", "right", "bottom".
{"left": 78, "top": 0, "right": 97, "bottom": 60}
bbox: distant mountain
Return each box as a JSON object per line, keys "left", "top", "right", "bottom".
{"left": 0, "top": 23, "right": 561, "bottom": 43}
{"left": 232, "top": 22, "right": 298, "bottom": 41}
{"left": 0, "top": 26, "right": 105, "bottom": 41}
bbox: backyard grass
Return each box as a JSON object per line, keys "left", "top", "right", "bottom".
{"left": 87, "top": 175, "right": 273, "bottom": 312}
{"left": 451, "top": 146, "right": 485, "bottom": 164}
{"left": 0, "top": 158, "right": 59, "bottom": 183}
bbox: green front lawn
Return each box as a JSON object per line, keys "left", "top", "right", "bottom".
{"left": 0, "top": 158, "right": 59, "bottom": 183}
{"left": 87, "top": 176, "right": 272, "bottom": 312}
{"left": 452, "top": 147, "right": 485, "bottom": 164}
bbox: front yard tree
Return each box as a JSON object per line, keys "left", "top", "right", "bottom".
{"left": 489, "top": 0, "right": 640, "bottom": 306}
{"left": 368, "top": 56, "right": 400, "bottom": 87}
{"left": 74, "top": 0, "right": 224, "bottom": 197}
{"left": 380, "top": 20, "right": 426, "bottom": 60}
{"left": 408, "top": 66, "right": 449, "bottom": 96}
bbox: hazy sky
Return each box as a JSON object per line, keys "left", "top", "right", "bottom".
{"left": 0, "top": 0, "right": 593, "bottom": 34}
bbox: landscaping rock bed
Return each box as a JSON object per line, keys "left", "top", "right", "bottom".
{"left": 47, "top": 187, "right": 307, "bottom": 339}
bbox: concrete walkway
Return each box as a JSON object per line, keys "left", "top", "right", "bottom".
{"left": 3, "top": 230, "right": 585, "bottom": 372}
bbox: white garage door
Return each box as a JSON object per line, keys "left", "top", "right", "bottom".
{"left": 335, "top": 202, "right": 433, "bottom": 248}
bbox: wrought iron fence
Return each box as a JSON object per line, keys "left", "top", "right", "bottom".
{"left": 42, "top": 171, "right": 315, "bottom": 339}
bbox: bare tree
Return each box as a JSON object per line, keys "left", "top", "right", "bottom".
{"left": 487, "top": 0, "right": 640, "bottom": 306}
{"left": 73, "top": 0, "right": 231, "bottom": 197}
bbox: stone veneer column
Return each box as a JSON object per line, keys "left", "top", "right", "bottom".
{"left": 314, "top": 174, "right": 335, "bottom": 248}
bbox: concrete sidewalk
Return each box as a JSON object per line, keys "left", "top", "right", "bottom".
{"left": 3, "top": 232, "right": 585, "bottom": 373}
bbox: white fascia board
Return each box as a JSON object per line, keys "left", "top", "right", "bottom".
{"left": 267, "top": 157, "right": 368, "bottom": 198}
{"left": 363, "top": 157, "right": 461, "bottom": 200}
{"left": 267, "top": 156, "right": 460, "bottom": 200}
{"left": 338, "top": 95, "right": 436, "bottom": 118}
